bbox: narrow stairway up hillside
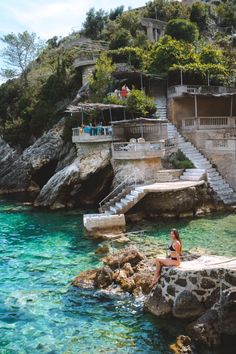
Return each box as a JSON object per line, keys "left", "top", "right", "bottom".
{"left": 167, "top": 123, "right": 236, "bottom": 205}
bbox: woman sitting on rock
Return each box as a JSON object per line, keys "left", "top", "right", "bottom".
{"left": 151, "top": 229, "right": 182, "bottom": 287}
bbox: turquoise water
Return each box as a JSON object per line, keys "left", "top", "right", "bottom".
{"left": 0, "top": 198, "right": 235, "bottom": 353}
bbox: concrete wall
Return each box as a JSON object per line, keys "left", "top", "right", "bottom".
{"left": 168, "top": 95, "right": 236, "bottom": 190}
{"left": 168, "top": 96, "right": 232, "bottom": 128}
{"left": 111, "top": 157, "right": 162, "bottom": 187}
{"left": 75, "top": 141, "right": 111, "bottom": 159}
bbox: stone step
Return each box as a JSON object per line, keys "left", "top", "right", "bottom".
{"left": 131, "top": 190, "right": 140, "bottom": 196}
{"left": 180, "top": 176, "right": 204, "bottom": 181}
{"left": 115, "top": 202, "right": 124, "bottom": 210}
{"left": 109, "top": 206, "right": 119, "bottom": 214}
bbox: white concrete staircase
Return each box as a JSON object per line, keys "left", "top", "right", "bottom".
{"left": 167, "top": 123, "right": 236, "bottom": 205}
{"left": 180, "top": 169, "right": 206, "bottom": 181}
{"left": 101, "top": 186, "right": 147, "bottom": 215}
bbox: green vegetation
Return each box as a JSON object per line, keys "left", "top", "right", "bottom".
{"left": 0, "top": 1, "right": 235, "bottom": 148}
{"left": 0, "top": 31, "right": 44, "bottom": 84}
{"left": 170, "top": 150, "right": 194, "bottom": 169}
{"left": 89, "top": 54, "right": 115, "bottom": 102}
{"left": 165, "top": 19, "right": 199, "bottom": 43}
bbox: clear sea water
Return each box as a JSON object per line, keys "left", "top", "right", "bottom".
{"left": 0, "top": 198, "right": 235, "bottom": 354}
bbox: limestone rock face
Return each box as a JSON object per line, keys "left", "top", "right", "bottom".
{"left": 0, "top": 120, "right": 65, "bottom": 194}
{"left": 145, "top": 256, "right": 236, "bottom": 320}
{"left": 34, "top": 158, "right": 81, "bottom": 209}
{"left": 34, "top": 149, "right": 113, "bottom": 209}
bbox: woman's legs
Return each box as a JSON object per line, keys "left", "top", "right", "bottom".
{"left": 151, "top": 258, "right": 179, "bottom": 287}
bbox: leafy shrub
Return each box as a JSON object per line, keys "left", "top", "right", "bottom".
{"left": 109, "top": 29, "right": 132, "bottom": 50}
{"left": 126, "top": 90, "right": 156, "bottom": 118}
{"left": 107, "top": 47, "right": 145, "bottom": 69}
{"left": 165, "top": 19, "right": 199, "bottom": 43}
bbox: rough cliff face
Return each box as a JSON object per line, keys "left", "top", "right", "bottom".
{"left": 34, "top": 149, "right": 113, "bottom": 209}
{"left": 0, "top": 120, "right": 113, "bottom": 208}
{"left": 0, "top": 120, "right": 66, "bottom": 193}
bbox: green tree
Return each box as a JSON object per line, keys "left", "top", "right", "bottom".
{"left": 89, "top": 54, "right": 115, "bottom": 102}
{"left": 190, "top": 2, "right": 210, "bottom": 32}
{"left": 81, "top": 8, "right": 108, "bottom": 40}
{"left": 144, "top": 0, "right": 190, "bottom": 22}
{"left": 109, "top": 29, "right": 132, "bottom": 50}
{"left": 0, "top": 31, "right": 44, "bottom": 84}
{"left": 217, "top": 0, "right": 236, "bottom": 29}
{"left": 199, "top": 44, "right": 223, "bottom": 64}
{"left": 109, "top": 6, "right": 124, "bottom": 21}
{"left": 165, "top": 19, "right": 199, "bottom": 43}
{"left": 146, "top": 36, "right": 197, "bottom": 74}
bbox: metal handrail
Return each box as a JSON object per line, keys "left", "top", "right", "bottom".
{"left": 99, "top": 173, "right": 137, "bottom": 210}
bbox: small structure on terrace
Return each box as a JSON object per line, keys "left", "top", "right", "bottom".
{"left": 141, "top": 17, "right": 167, "bottom": 42}
{"left": 66, "top": 102, "right": 126, "bottom": 158}
{"left": 71, "top": 38, "right": 108, "bottom": 86}
{"left": 167, "top": 84, "right": 236, "bottom": 190}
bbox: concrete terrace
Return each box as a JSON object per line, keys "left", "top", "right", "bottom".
{"left": 136, "top": 180, "right": 205, "bottom": 193}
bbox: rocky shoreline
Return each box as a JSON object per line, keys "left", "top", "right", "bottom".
{"left": 0, "top": 119, "right": 229, "bottom": 217}
{"left": 72, "top": 243, "right": 236, "bottom": 354}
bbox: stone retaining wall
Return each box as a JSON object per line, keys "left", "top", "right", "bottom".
{"left": 145, "top": 256, "right": 236, "bottom": 319}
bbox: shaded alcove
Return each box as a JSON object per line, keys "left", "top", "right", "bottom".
{"left": 32, "top": 159, "right": 58, "bottom": 188}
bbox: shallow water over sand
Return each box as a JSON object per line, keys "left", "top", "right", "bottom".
{"left": 0, "top": 198, "right": 235, "bottom": 353}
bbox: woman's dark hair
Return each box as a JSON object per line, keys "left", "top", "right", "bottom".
{"left": 171, "top": 228, "right": 182, "bottom": 255}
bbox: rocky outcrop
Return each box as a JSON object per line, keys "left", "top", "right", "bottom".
{"left": 0, "top": 120, "right": 66, "bottom": 194}
{"left": 145, "top": 256, "right": 236, "bottom": 318}
{"left": 187, "top": 287, "right": 236, "bottom": 349}
{"left": 72, "top": 247, "right": 153, "bottom": 295}
{"left": 34, "top": 149, "right": 113, "bottom": 209}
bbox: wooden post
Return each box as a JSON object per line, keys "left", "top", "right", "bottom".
{"left": 109, "top": 106, "right": 113, "bottom": 122}
{"left": 140, "top": 72, "right": 143, "bottom": 91}
{"left": 207, "top": 71, "right": 210, "bottom": 86}
{"left": 194, "top": 95, "right": 199, "bottom": 130}
{"left": 230, "top": 95, "right": 233, "bottom": 118}
{"left": 180, "top": 69, "right": 183, "bottom": 86}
